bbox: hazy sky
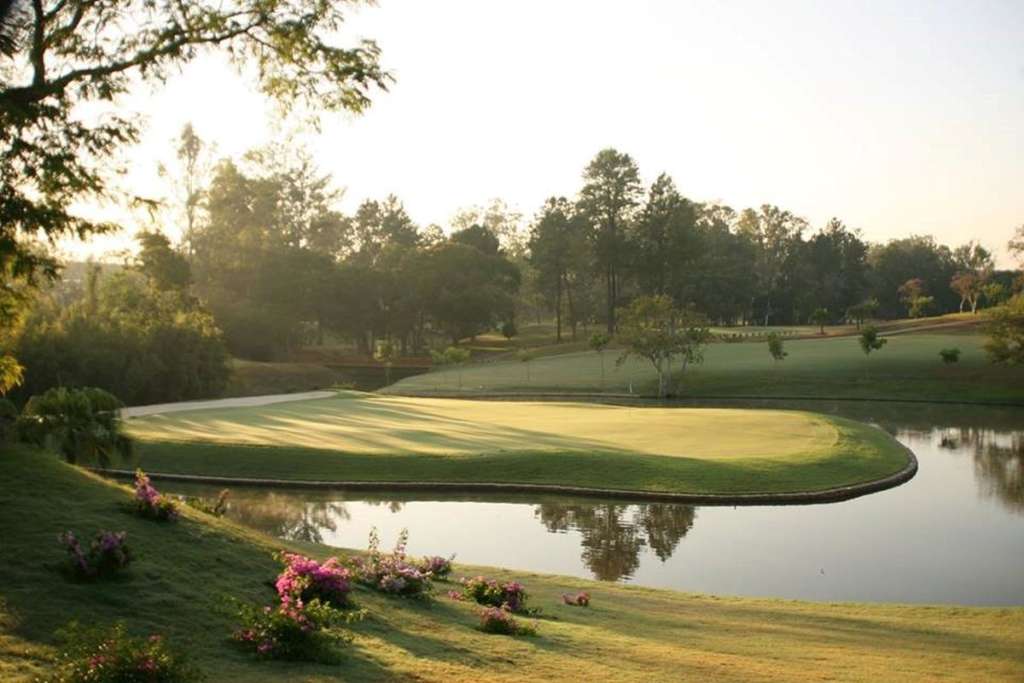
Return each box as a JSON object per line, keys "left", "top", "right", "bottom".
{"left": 70, "top": 0, "right": 1024, "bottom": 265}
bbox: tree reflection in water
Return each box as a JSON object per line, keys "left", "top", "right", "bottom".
{"left": 534, "top": 503, "right": 696, "bottom": 581}
{"left": 226, "top": 493, "right": 350, "bottom": 543}
{"left": 940, "top": 429, "right": 1024, "bottom": 513}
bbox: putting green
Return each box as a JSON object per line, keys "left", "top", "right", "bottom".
{"left": 129, "top": 393, "right": 838, "bottom": 459}
{"left": 128, "top": 392, "right": 913, "bottom": 498}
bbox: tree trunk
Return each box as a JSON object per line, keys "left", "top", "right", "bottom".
{"left": 555, "top": 274, "right": 563, "bottom": 343}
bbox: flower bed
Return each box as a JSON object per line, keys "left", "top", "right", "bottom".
{"left": 275, "top": 552, "right": 353, "bottom": 608}
{"left": 59, "top": 530, "right": 132, "bottom": 580}
{"left": 458, "top": 576, "right": 530, "bottom": 613}
{"left": 45, "top": 622, "right": 202, "bottom": 682}
{"left": 233, "top": 599, "right": 360, "bottom": 663}
{"left": 417, "top": 554, "right": 455, "bottom": 580}
{"left": 349, "top": 529, "right": 432, "bottom": 597}
{"left": 477, "top": 606, "right": 536, "bottom": 636}
{"left": 133, "top": 469, "right": 179, "bottom": 521}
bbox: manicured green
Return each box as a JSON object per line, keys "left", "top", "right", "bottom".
{"left": 126, "top": 393, "right": 911, "bottom": 495}
{"left": 2, "top": 446, "right": 1022, "bottom": 682}
{"left": 386, "top": 331, "right": 1024, "bottom": 404}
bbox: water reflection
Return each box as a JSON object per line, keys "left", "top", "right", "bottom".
{"left": 939, "top": 429, "right": 1023, "bottom": 513}
{"left": 536, "top": 503, "right": 695, "bottom": 580}
{"left": 228, "top": 492, "right": 350, "bottom": 544}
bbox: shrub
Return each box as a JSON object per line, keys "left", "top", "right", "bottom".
{"left": 939, "top": 347, "right": 961, "bottom": 364}
{"left": 562, "top": 591, "right": 590, "bottom": 607}
{"left": 17, "top": 386, "right": 132, "bottom": 467}
{"left": 183, "top": 489, "right": 230, "bottom": 517}
{"left": 233, "top": 599, "right": 361, "bottom": 663}
{"left": 459, "top": 576, "right": 529, "bottom": 613}
{"left": 45, "top": 622, "right": 203, "bottom": 683}
{"left": 275, "top": 552, "right": 353, "bottom": 608}
{"left": 133, "top": 469, "right": 180, "bottom": 521}
{"left": 349, "top": 528, "right": 432, "bottom": 597}
{"left": 58, "top": 530, "right": 132, "bottom": 580}
{"left": 477, "top": 606, "right": 536, "bottom": 636}
{"left": 417, "top": 555, "right": 455, "bottom": 580}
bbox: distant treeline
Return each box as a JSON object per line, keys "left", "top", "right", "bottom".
{"left": 12, "top": 137, "right": 1020, "bottom": 404}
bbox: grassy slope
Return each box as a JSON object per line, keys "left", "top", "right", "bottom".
{"left": 2, "top": 445, "right": 1022, "bottom": 682}
{"left": 385, "top": 331, "right": 1024, "bottom": 404}
{"left": 126, "top": 394, "right": 910, "bottom": 495}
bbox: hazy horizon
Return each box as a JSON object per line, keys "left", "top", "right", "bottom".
{"left": 63, "top": 0, "right": 1024, "bottom": 266}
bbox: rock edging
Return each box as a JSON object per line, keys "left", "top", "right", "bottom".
{"left": 91, "top": 447, "right": 917, "bottom": 506}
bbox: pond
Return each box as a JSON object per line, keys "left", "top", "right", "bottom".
{"left": 162, "top": 400, "right": 1024, "bottom": 606}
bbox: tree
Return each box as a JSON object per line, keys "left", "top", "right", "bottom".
{"left": 767, "top": 333, "right": 788, "bottom": 363}
{"left": 984, "top": 294, "right": 1024, "bottom": 365}
{"left": 736, "top": 205, "right": 807, "bottom": 326}
{"left": 442, "top": 347, "right": 471, "bottom": 390}
{"left": 950, "top": 241, "right": 993, "bottom": 313}
{"left": 578, "top": 149, "right": 642, "bottom": 333}
{"left": 858, "top": 325, "right": 888, "bottom": 358}
{"left": 846, "top": 298, "right": 879, "bottom": 329}
{"left": 616, "top": 295, "right": 710, "bottom": 398}
{"left": 1009, "top": 224, "right": 1024, "bottom": 267}
{"left": 810, "top": 308, "right": 829, "bottom": 335}
{"left": 1, "top": 0, "right": 390, "bottom": 302}
{"left": 589, "top": 332, "right": 611, "bottom": 389}
{"left": 157, "top": 123, "right": 214, "bottom": 256}
{"left": 898, "top": 278, "right": 933, "bottom": 318}
{"left": 951, "top": 272, "right": 984, "bottom": 314}
{"left": 868, "top": 236, "right": 957, "bottom": 317}
{"left": 529, "top": 197, "right": 588, "bottom": 342}
{"left": 634, "top": 173, "right": 698, "bottom": 301}
{"left": 135, "top": 231, "right": 190, "bottom": 291}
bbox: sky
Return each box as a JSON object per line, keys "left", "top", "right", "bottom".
{"left": 67, "top": 0, "right": 1024, "bottom": 266}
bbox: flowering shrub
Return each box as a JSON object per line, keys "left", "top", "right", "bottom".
{"left": 45, "top": 621, "right": 202, "bottom": 682}
{"left": 275, "top": 552, "right": 353, "bottom": 608}
{"left": 477, "top": 606, "right": 536, "bottom": 637}
{"left": 459, "top": 576, "right": 530, "bottom": 613}
{"left": 233, "top": 599, "right": 361, "bottom": 663}
{"left": 349, "top": 528, "right": 432, "bottom": 597}
{"left": 59, "top": 530, "right": 132, "bottom": 580}
{"left": 184, "top": 489, "right": 230, "bottom": 517}
{"left": 562, "top": 591, "right": 590, "bottom": 607}
{"left": 133, "top": 469, "right": 179, "bottom": 521}
{"left": 417, "top": 555, "right": 455, "bottom": 580}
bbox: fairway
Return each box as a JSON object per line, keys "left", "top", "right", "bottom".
{"left": 128, "top": 393, "right": 912, "bottom": 498}
{"left": 385, "top": 331, "right": 1024, "bottom": 404}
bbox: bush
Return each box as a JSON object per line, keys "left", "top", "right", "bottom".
{"left": 275, "top": 552, "right": 353, "bottom": 609}
{"left": 349, "top": 528, "right": 432, "bottom": 597}
{"left": 59, "top": 530, "right": 132, "bottom": 580}
{"left": 477, "top": 606, "right": 536, "bottom": 636}
{"left": 45, "top": 622, "right": 203, "bottom": 683}
{"left": 561, "top": 591, "right": 590, "bottom": 607}
{"left": 18, "top": 387, "right": 132, "bottom": 467}
{"left": 233, "top": 599, "right": 360, "bottom": 663}
{"left": 459, "top": 576, "right": 529, "bottom": 613}
{"left": 417, "top": 555, "right": 455, "bottom": 580}
{"left": 939, "top": 347, "right": 961, "bottom": 364}
{"left": 133, "top": 470, "right": 180, "bottom": 521}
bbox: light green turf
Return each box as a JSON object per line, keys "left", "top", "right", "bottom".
{"left": 385, "top": 331, "right": 1024, "bottom": 403}
{"left": 2, "top": 446, "right": 1022, "bottom": 682}
{"left": 127, "top": 393, "right": 910, "bottom": 495}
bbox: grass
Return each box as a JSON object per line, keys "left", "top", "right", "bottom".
{"left": 126, "top": 393, "right": 911, "bottom": 496}
{"left": 385, "top": 331, "right": 1024, "bottom": 404}
{"left": 2, "top": 445, "right": 1022, "bottom": 682}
